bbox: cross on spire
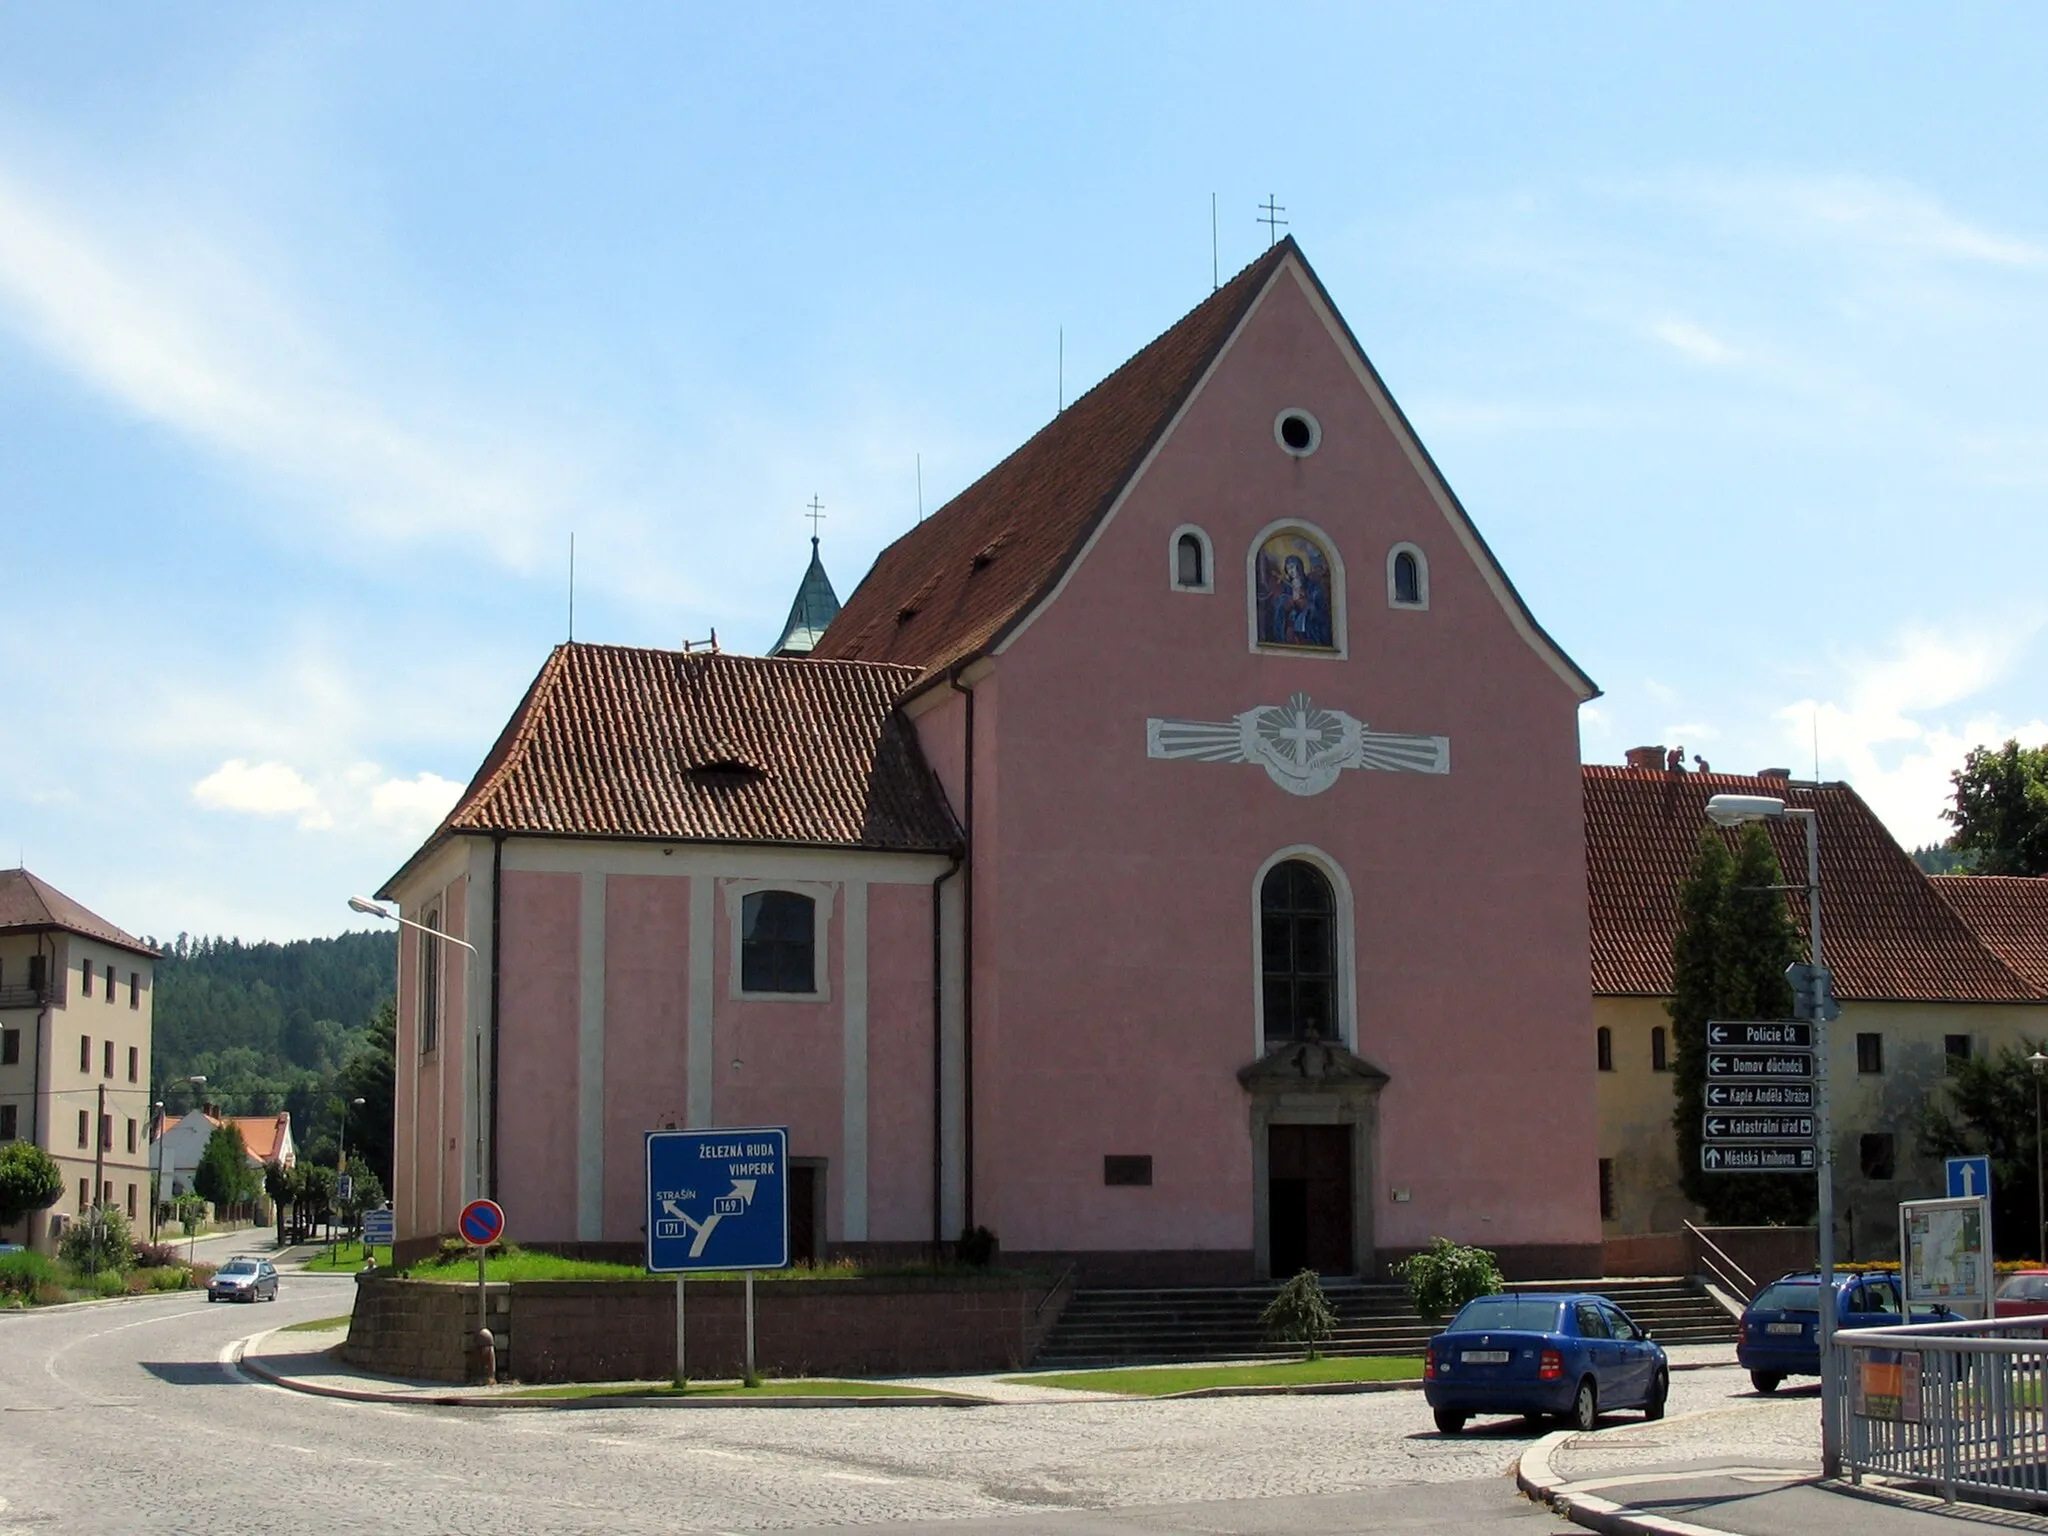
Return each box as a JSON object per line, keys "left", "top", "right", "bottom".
{"left": 805, "top": 495, "right": 826, "bottom": 546}
{"left": 1258, "top": 195, "right": 1288, "bottom": 248}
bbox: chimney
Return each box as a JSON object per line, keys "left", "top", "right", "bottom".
{"left": 1758, "top": 768, "right": 1791, "bottom": 781}
{"left": 1624, "top": 746, "right": 1666, "bottom": 771}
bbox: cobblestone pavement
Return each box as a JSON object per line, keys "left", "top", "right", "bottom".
{"left": 0, "top": 1280, "right": 1763, "bottom": 1536}
{"left": 1549, "top": 1382, "right": 1821, "bottom": 1481}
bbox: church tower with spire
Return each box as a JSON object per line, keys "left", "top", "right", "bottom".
{"left": 768, "top": 536, "right": 841, "bottom": 657}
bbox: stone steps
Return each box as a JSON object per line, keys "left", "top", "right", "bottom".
{"left": 1032, "top": 1276, "right": 1736, "bottom": 1368}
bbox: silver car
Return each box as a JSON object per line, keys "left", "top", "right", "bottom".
{"left": 207, "top": 1256, "right": 278, "bottom": 1303}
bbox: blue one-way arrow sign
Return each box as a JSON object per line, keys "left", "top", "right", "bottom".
{"left": 1947, "top": 1155, "right": 1992, "bottom": 1202}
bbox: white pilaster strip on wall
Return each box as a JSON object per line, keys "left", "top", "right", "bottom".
{"left": 841, "top": 881, "right": 869, "bottom": 1241}
{"left": 687, "top": 876, "right": 715, "bottom": 1128}
{"left": 577, "top": 872, "right": 607, "bottom": 1241}
{"left": 465, "top": 843, "right": 494, "bottom": 1204}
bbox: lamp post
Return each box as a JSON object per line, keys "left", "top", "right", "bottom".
{"left": 1706, "top": 792, "right": 1838, "bottom": 1476}
{"left": 184, "top": 1075, "right": 207, "bottom": 1259}
{"left": 2030, "top": 1050, "right": 2048, "bottom": 1266}
{"left": 149, "top": 1097, "right": 165, "bottom": 1245}
{"left": 335, "top": 1095, "right": 366, "bottom": 1263}
{"left": 348, "top": 896, "right": 484, "bottom": 1210}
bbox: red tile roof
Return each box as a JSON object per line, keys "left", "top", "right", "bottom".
{"left": 228, "top": 1113, "right": 291, "bottom": 1164}
{"left": 1931, "top": 875, "right": 2048, "bottom": 996}
{"left": 810, "top": 241, "right": 1297, "bottom": 678}
{"left": 1585, "top": 767, "right": 2040, "bottom": 1003}
{"left": 0, "top": 868, "right": 154, "bottom": 958}
{"left": 383, "top": 645, "right": 960, "bottom": 893}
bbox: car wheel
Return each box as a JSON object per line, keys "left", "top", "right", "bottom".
{"left": 1750, "top": 1371, "right": 1783, "bottom": 1395}
{"left": 1432, "top": 1408, "right": 1467, "bottom": 1435}
{"left": 1644, "top": 1368, "right": 1668, "bottom": 1421}
{"left": 1567, "top": 1378, "right": 1597, "bottom": 1433}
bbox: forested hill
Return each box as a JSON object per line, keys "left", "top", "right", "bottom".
{"left": 149, "top": 930, "right": 396, "bottom": 1123}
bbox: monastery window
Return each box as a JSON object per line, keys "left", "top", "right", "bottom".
{"left": 741, "top": 891, "right": 817, "bottom": 996}
{"left": 79, "top": 1035, "right": 91, "bottom": 1073}
{"left": 129, "top": 972, "right": 140, "bottom": 1008}
{"left": 81, "top": 960, "right": 92, "bottom": 998}
{"left": 1388, "top": 544, "right": 1428, "bottom": 609}
{"left": 1944, "top": 1034, "right": 1971, "bottom": 1073}
{"left": 125, "top": 1119, "right": 136, "bottom": 1154}
{"left": 0, "top": 1105, "right": 14, "bottom": 1139}
{"left": 77, "top": 1110, "right": 88, "bottom": 1149}
{"left": 1859, "top": 1133, "right": 1896, "bottom": 1181}
{"left": 103, "top": 1040, "right": 114, "bottom": 1078}
{"left": 1596, "top": 1026, "right": 1613, "bottom": 1072}
{"left": 1170, "top": 526, "right": 1213, "bottom": 593}
{"left": 1248, "top": 521, "right": 1345, "bottom": 657}
{"left": 418, "top": 906, "right": 443, "bottom": 1055}
{"left": 105, "top": 963, "right": 116, "bottom": 1003}
{"left": 128, "top": 1046, "right": 138, "bottom": 1082}
{"left": 1260, "top": 860, "right": 1337, "bottom": 1046}
{"left": 126, "top": 1184, "right": 137, "bottom": 1219}
{"left": 77, "top": 1178, "right": 88, "bottom": 1212}
{"left": 1, "top": 1028, "right": 16, "bottom": 1065}
{"left": 1598, "top": 1158, "right": 1616, "bottom": 1221}
{"left": 1273, "top": 408, "right": 1321, "bottom": 457}
{"left": 1651, "top": 1026, "right": 1668, "bottom": 1072}
{"left": 1856, "top": 1033, "right": 1884, "bottom": 1074}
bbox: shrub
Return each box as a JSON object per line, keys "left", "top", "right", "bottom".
{"left": 1261, "top": 1270, "right": 1338, "bottom": 1359}
{"left": 0, "top": 1142, "right": 64, "bottom": 1231}
{"left": 0, "top": 1249, "right": 59, "bottom": 1299}
{"left": 59, "top": 1206, "right": 136, "bottom": 1275}
{"left": 956, "top": 1225, "right": 998, "bottom": 1268}
{"left": 133, "top": 1242, "right": 181, "bottom": 1269}
{"left": 1395, "top": 1236, "right": 1504, "bottom": 1323}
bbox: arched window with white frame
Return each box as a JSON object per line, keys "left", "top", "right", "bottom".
{"left": 1252, "top": 847, "right": 1357, "bottom": 1052}
{"left": 1387, "top": 543, "right": 1428, "bottom": 609}
{"left": 1169, "top": 524, "right": 1214, "bottom": 593}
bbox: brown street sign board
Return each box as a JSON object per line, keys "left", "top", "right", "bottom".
{"left": 1702, "top": 1144, "right": 1816, "bottom": 1173}
{"left": 1708, "top": 1020, "right": 1814, "bottom": 1050}
{"left": 1706, "top": 1082, "right": 1816, "bottom": 1110}
{"left": 1703, "top": 1113, "right": 1815, "bottom": 1142}
{"left": 1707, "top": 1049, "right": 1814, "bottom": 1080}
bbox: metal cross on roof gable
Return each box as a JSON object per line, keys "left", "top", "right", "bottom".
{"left": 806, "top": 496, "right": 826, "bottom": 543}
{"left": 1258, "top": 195, "right": 1288, "bottom": 248}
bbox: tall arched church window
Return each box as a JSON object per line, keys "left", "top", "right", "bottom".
{"left": 1169, "top": 525, "right": 1213, "bottom": 592}
{"left": 1260, "top": 860, "right": 1336, "bottom": 1045}
{"left": 741, "top": 890, "right": 816, "bottom": 994}
{"left": 418, "top": 906, "right": 442, "bottom": 1055}
{"left": 1388, "top": 543, "right": 1428, "bottom": 608}
{"left": 1252, "top": 526, "right": 1341, "bottom": 652}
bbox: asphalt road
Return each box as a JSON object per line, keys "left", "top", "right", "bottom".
{"left": 0, "top": 1279, "right": 1637, "bottom": 1536}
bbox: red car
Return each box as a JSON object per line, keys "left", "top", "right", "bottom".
{"left": 1995, "top": 1270, "right": 2048, "bottom": 1318}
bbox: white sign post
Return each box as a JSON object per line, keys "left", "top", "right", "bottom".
{"left": 1900, "top": 1194, "right": 1992, "bottom": 1321}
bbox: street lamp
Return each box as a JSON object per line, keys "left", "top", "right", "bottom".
{"left": 2030, "top": 1051, "right": 2048, "bottom": 1267}
{"left": 1704, "top": 792, "right": 1839, "bottom": 1476}
{"left": 149, "top": 1101, "right": 165, "bottom": 1243}
{"left": 335, "top": 1095, "right": 367, "bottom": 1263}
{"left": 183, "top": 1076, "right": 207, "bottom": 1262}
{"left": 348, "top": 896, "right": 485, "bottom": 1206}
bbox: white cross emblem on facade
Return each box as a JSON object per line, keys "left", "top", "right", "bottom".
{"left": 1145, "top": 692, "right": 1450, "bottom": 796}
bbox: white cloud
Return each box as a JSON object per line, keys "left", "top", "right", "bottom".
{"left": 1775, "top": 621, "right": 2048, "bottom": 847}
{"left": 0, "top": 163, "right": 571, "bottom": 569}
{"left": 1650, "top": 318, "right": 1738, "bottom": 365}
{"left": 1676, "top": 174, "right": 2048, "bottom": 269}
{"left": 192, "top": 759, "right": 330, "bottom": 828}
{"left": 368, "top": 772, "right": 465, "bottom": 837}
{"left": 1662, "top": 721, "right": 1720, "bottom": 742}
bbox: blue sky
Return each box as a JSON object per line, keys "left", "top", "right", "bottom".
{"left": 4, "top": 4, "right": 2045, "bottom": 940}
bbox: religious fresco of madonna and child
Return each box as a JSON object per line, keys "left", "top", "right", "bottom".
{"left": 1255, "top": 532, "right": 1337, "bottom": 650}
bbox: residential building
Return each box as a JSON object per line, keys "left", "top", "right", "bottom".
{"left": 152, "top": 1108, "right": 296, "bottom": 1221}
{"left": 0, "top": 869, "right": 157, "bottom": 1253}
{"left": 380, "top": 239, "right": 1602, "bottom": 1280}
{"left": 1588, "top": 761, "right": 2048, "bottom": 1259}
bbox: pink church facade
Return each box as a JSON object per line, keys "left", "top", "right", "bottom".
{"left": 384, "top": 239, "right": 1602, "bottom": 1280}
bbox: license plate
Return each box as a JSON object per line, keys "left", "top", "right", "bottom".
{"left": 1461, "top": 1349, "right": 1510, "bottom": 1363}
{"left": 1766, "top": 1322, "right": 1803, "bottom": 1335}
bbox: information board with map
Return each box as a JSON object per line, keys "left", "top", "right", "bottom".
{"left": 1900, "top": 1195, "right": 1990, "bottom": 1319}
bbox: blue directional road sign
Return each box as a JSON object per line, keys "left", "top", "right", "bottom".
{"left": 645, "top": 1127, "right": 789, "bottom": 1273}
{"left": 362, "top": 1207, "right": 396, "bottom": 1246}
{"left": 1948, "top": 1155, "right": 1993, "bottom": 1202}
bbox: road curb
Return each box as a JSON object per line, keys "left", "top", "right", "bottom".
{"left": 228, "top": 1333, "right": 988, "bottom": 1410}
{"left": 1516, "top": 1425, "right": 1761, "bottom": 1536}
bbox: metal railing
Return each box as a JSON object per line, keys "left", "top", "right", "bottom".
{"left": 0, "top": 982, "right": 52, "bottom": 1011}
{"left": 1829, "top": 1314, "right": 2048, "bottom": 1506}
{"left": 1684, "top": 1221, "right": 1757, "bottom": 1300}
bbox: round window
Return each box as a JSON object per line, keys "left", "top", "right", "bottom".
{"left": 1274, "top": 409, "right": 1321, "bottom": 456}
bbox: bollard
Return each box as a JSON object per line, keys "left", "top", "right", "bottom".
{"left": 475, "top": 1327, "right": 497, "bottom": 1387}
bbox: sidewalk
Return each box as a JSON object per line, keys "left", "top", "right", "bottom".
{"left": 1520, "top": 1394, "right": 2048, "bottom": 1535}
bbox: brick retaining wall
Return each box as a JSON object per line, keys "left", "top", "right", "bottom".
{"left": 342, "top": 1272, "right": 1072, "bottom": 1384}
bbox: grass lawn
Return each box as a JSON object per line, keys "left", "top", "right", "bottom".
{"left": 504, "top": 1378, "right": 944, "bottom": 1400}
{"left": 300, "top": 1242, "right": 395, "bottom": 1273}
{"left": 408, "top": 1251, "right": 649, "bottom": 1282}
{"left": 279, "top": 1314, "right": 354, "bottom": 1333}
{"left": 1012, "top": 1356, "right": 1425, "bottom": 1395}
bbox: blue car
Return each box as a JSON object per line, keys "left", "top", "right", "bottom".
{"left": 1738, "top": 1271, "right": 1958, "bottom": 1393}
{"left": 1424, "top": 1292, "right": 1669, "bottom": 1434}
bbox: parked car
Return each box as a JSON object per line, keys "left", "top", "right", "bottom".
{"left": 207, "top": 1256, "right": 279, "bottom": 1303}
{"left": 1424, "top": 1292, "right": 1669, "bottom": 1434}
{"left": 1995, "top": 1269, "right": 2048, "bottom": 1319}
{"left": 1738, "top": 1271, "right": 1958, "bottom": 1392}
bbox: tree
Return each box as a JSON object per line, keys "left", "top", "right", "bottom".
{"left": 292, "top": 1165, "right": 338, "bottom": 1239}
{"left": 1946, "top": 740, "right": 2048, "bottom": 876}
{"left": 264, "top": 1160, "right": 293, "bottom": 1244}
{"left": 0, "top": 1142, "right": 63, "bottom": 1233}
{"left": 1920, "top": 1041, "right": 2047, "bottom": 1260}
{"left": 337, "top": 1001, "right": 396, "bottom": 1192}
{"left": 1672, "top": 825, "right": 1812, "bottom": 1225}
{"left": 193, "top": 1124, "right": 257, "bottom": 1215}
{"left": 1261, "top": 1270, "right": 1338, "bottom": 1359}
{"left": 60, "top": 1203, "right": 134, "bottom": 1274}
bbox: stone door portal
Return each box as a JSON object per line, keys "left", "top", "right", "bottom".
{"left": 1267, "top": 1123, "right": 1353, "bottom": 1276}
